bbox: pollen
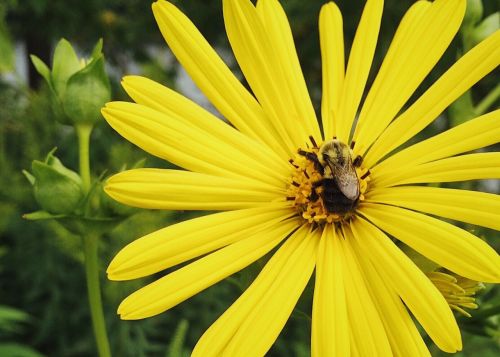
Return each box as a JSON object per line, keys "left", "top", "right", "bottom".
{"left": 286, "top": 143, "right": 370, "bottom": 225}
{"left": 427, "top": 271, "right": 484, "bottom": 318}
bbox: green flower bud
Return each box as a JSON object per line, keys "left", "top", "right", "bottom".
{"left": 28, "top": 150, "right": 84, "bottom": 214}
{"left": 30, "top": 39, "right": 111, "bottom": 126}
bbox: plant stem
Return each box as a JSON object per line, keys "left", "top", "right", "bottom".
{"left": 83, "top": 233, "right": 112, "bottom": 357}
{"left": 76, "top": 124, "right": 93, "bottom": 193}
{"left": 76, "top": 123, "right": 112, "bottom": 357}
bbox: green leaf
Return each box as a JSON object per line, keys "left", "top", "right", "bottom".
{"left": 90, "top": 38, "right": 104, "bottom": 60}
{"left": 63, "top": 56, "right": 110, "bottom": 125}
{"left": 0, "top": 344, "right": 44, "bottom": 357}
{"left": 51, "top": 38, "right": 81, "bottom": 96}
{"left": 29, "top": 55, "right": 51, "bottom": 84}
{"left": 0, "top": 305, "right": 30, "bottom": 325}
{"left": 22, "top": 169, "right": 35, "bottom": 185}
{"left": 463, "top": 0, "right": 483, "bottom": 27}
{"left": 472, "top": 13, "right": 500, "bottom": 44}
{"left": 22, "top": 210, "right": 66, "bottom": 220}
{"left": 166, "top": 319, "right": 189, "bottom": 357}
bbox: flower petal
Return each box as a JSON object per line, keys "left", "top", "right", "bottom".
{"left": 354, "top": 0, "right": 465, "bottom": 155}
{"left": 223, "top": 0, "right": 314, "bottom": 152}
{"left": 366, "top": 186, "right": 500, "bottom": 231}
{"left": 312, "top": 227, "right": 349, "bottom": 357}
{"left": 192, "top": 225, "right": 317, "bottom": 357}
{"left": 102, "top": 102, "right": 288, "bottom": 187}
{"left": 349, "top": 218, "right": 461, "bottom": 353}
{"left": 256, "top": 0, "right": 321, "bottom": 141}
{"left": 117, "top": 218, "right": 299, "bottom": 320}
{"left": 373, "top": 109, "right": 500, "bottom": 175}
{"left": 372, "top": 153, "right": 500, "bottom": 187}
{"left": 365, "top": 30, "right": 500, "bottom": 167}
{"left": 105, "top": 169, "right": 284, "bottom": 210}
{"left": 351, "top": 251, "right": 430, "bottom": 357}
{"left": 108, "top": 205, "right": 295, "bottom": 280}
{"left": 335, "top": 0, "right": 383, "bottom": 142}
{"left": 319, "top": 2, "right": 344, "bottom": 140}
{"left": 337, "top": 231, "right": 392, "bottom": 356}
{"left": 360, "top": 203, "right": 500, "bottom": 282}
{"left": 151, "top": 0, "right": 288, "bottom": 157}
{"left": 121, "top": 75, "right": 289, "bottom": 178}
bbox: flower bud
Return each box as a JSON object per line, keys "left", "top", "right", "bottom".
{"left": 27, "top": 150, "right": 84, "bottom": 214}
{"left": 30, "top": 39, "right": 111, "bottom": 126}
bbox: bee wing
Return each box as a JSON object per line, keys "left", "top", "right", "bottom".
{"left": 331, "top": 163, "right": 359, "bottom": 200}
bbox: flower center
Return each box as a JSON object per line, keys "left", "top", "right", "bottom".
{"left": 286, "top": 138, "right": 370, "bottom": 225}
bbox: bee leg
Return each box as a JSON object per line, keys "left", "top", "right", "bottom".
{"left": 353, "top": 155, "right": 363, "bottom": 168}
{"left": 308, "top": 180, "right": 323, "bottom": 202}
{"left": 360, "top": 169, "right": 371, "bottom": 180}
{"left": 309, "top": 189, "right": 319, "bottom": 202}
{"left": 298, "top": 150, "right": 324, "bottom": 175}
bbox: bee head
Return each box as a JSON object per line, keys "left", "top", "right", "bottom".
{"left": 318, "top": 139, "right": 351, "bottom": 167}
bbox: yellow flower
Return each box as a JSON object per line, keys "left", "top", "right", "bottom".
{"left": 102, "top": 0, "right": 500, "bottom": 355}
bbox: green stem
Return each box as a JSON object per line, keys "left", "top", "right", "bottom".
{"left": 76, "top": 124, "right": 93, "bottom": 193}
{"left": 83, "top": 233, "right": 112, "bottom": 357}
{"left": 475, "top": 83, "right": 500, "bottom": 116}
{"left": 76, "top": 123, "right": 112, "bottom": 357}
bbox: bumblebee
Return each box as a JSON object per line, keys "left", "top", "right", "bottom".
{"left": 299, "top": 138, "right": 363, "bottom": 215}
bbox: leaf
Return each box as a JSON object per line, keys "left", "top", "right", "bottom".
{"left": 22, "top": 170, "right": 35, "bottom": 186}
{"left": 473, "top": 12, "right": 500, "bottom": 44}
{"left": 0, "top": 344, "right": 44, "bottom": 357}
{"left": 51, "top": 38, "right": 81, "bottom": 96}
{"left": 29, "top": 55, "right": 51, "bottom": 84}
{"left": 90, "top": 38, "right": 104, "bottom": 60}
{"left": 166, "top": 319, "right": 189, "bottom": 357}
{"left": 22, "top": 211, "right": 66, "bottom": 221}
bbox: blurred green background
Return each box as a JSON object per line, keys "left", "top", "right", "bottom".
{"left": 0, "top": 0, "right": 499, "bottom": 356}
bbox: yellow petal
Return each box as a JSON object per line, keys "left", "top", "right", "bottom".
{"left": 360, "top": 203, "right": 500, "bottom": 283}
{"left": 373, "top": 110, "right": 500, "bottom": 175}
{"left": 352, "top": 253, "right": 430, "bottom": 357}
{"left": 312, "top": 227, "right": 349, "bottom": 357}
{"left": 365, "top": 30, "right": 500, "bottom": 167}
{"left": 151, "top": 0, "right": 288, "bottom": 158}
{"left": 372, "top": 153, "right": 500, "bottom": 187}
{"left": 108, "top": 205, "right": 295, "bottom": 280}
{"left": 319, "top": 2, "right": 344, "bottom": 140}
{"left": 117, "top": 218, "right": 299, "bottom": 319}
{"left": 256, "top": 0, "right": 321, "bottom": 141}
{"left": 192, "top": 225, "right": 317, "bottom": 357}
{"left": 354, "top": 0, "right": 465, "bottom": 155}
{"left": 349, "top": 218, "right": 461, "bottom": 353}
{"left": 105, "top": 168, "right": 284, "bottom": 210}
{"left": 335, "top": 0, "right": 383, "bottom": 143}
{"left": 337, "top": 232, "right": 392, "bottom": 356}
{"left": 366, "top": 186, "right": 500, "bottom": 231}
{"left": 121, "top": 75, "right": 289, "bottom": 178}
{"left": 102, "top": 101, "right": 288, "bottom": 187}
{"left": 223, "top": 0, "right": 312, "bottom": 152}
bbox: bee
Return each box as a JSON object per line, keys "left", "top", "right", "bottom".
{"left": 299, "top": 138, "right": 364, "bottom": 215}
